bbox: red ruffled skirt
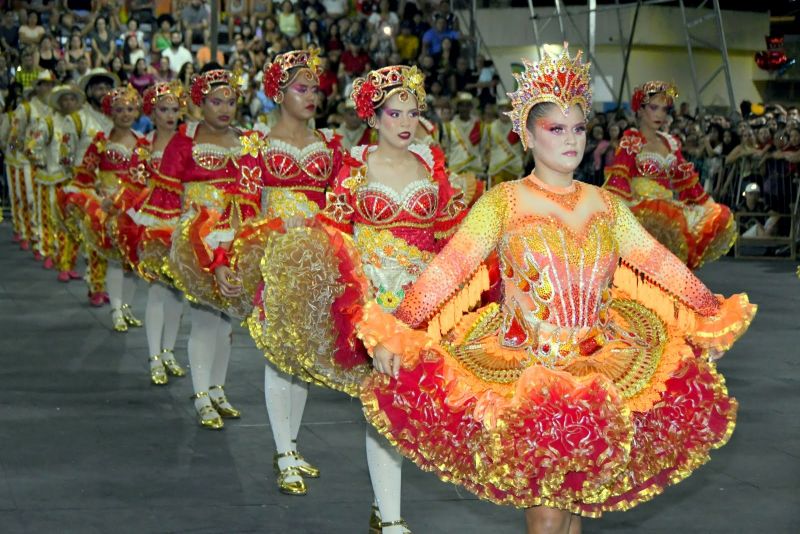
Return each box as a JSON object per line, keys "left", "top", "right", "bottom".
{"left": 357, "top": 283, "right": 755, "bottom": 516}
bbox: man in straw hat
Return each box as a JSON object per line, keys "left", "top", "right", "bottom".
{"left": 10, "top": 69, "right": 55, "bottom": 254}
{"left": 64, "top": 68, "right": 119, "bottom": 306}
{"left": 27, "top": 84, "right": 86, "bottom": 282}
{"left": 441, "top": 91, "right": 487, "bottom": 178}
{"left": 485, "top": 97, "right": 525, "bottom": 187}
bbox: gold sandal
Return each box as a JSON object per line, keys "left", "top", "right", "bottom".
{"left": 161, "top": 349, "right": 186, "bottom": 377}
{"left": 121, "top": 303, "right": 143, "bottom": 327}
{"left": 148, "top": 354, "right": 168, "bottom": 386}
{"left": 191, "top": 391, "right": 223, "bottom": 430}
{"left": 209, "top": 385, "right": 241, "bottom": 418}
{"left": 110, "top": 308, "right": 127, "bottom": 332}
{"left": 274, "top": 451, "right": 307, "bottom": 496}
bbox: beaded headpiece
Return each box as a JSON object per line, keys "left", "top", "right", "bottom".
{"left": 631, "top": 80, "right": 678, "bottom": 112}
{"left": 190, "top": 69, "right": 242, "bottom": 106}
{"left": 506, "top": 46, "right": 592, "bottom": 150}
{"left": 263, "top": 48, "right": 322, "bottom": 102}
{"left": 351, "top": 65, "right": 427, "bottom": 127}
{"left": 142, "top": 81, "right": 187, "bottom": 116}
{"left": 101, "top": 84, "right": 141, "bottom": 116}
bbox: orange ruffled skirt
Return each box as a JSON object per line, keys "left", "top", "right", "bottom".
{"left": 631, "top": 197, "right": 735, "bottom": 270}
{"left": 358, "top": 285, "right": 755, "bottom": 516}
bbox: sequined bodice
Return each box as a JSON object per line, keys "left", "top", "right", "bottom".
{"left": 262, "top": 139, "right": 333, "bottom": 184}
{"left": 498, "top": 208, "right": 619, "bottom": 345}
{"left": 356, "top": 180, "right": 438, "bottom": 224}
{"left": 102, "top": 141, "right": 134, "bottom": 168}
{"left": 192, "top": 142, "right": 239, "bottom": 171}
{"left": 636, "top": 150, "right": 677, "bottom": 179}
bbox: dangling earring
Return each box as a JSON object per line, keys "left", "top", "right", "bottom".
{"left": 367, "top": 115, "right": 377, "bottom": 129}
{"left": 274, "top": 91, "right": 284, "bottom": 105}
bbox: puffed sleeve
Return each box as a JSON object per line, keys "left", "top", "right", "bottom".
{"left": 671, "top": 137, "right": 709, "bottom": 204}
{"left": 317, "top": 150, "right": 361, "bottom": 234}
{"left": 430, "top": 144, "right": 467, "bottom": 244}
{"left": 602, "top": 129, "right": 641, "bottom": 201}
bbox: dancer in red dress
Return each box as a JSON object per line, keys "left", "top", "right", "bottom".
{"left": 124, "top": 81, "right": 188, "bottom": 385}
{"left": 603, "top": 81, "right": 736, "bottom": 269}
{"left": 248, "top": 65, "right": 466, "bottom": 529}
{"left": 234, "top": 49, "right": 344, "bottom": 495}
{"left": 64, "top": 84, "right": 145, "bottom": 331}
{"left": 162, "top": 66, "right": 261, "bottom": 429}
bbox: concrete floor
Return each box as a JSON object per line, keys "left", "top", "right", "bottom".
{"left": 1, "top": 222, "right": 798, "bottom": 534}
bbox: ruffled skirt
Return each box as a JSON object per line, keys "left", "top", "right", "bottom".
{"left": 629, "top": 179, "right": 736, "bottom": 269}
{"left": 168, "top": 207, "right": 281, "bottom": 318}
{"left": 60, "top": 186, "right": 144, "bottom": 263}
{"left": 358, "top": 291, "right": 755, "bottom": 516}
{"left": 247, "top": 222, "right": 372, "bottom": 396}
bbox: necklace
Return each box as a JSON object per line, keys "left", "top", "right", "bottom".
{"left": 525, "top": 174, "right": 583, "bottom": 211}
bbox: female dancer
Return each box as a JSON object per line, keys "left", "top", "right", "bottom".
{"left": 237, "top": 49, "right": 344, "bottom": 495}
{"left": 357, "top": 50, "right": 756, "bottom": 532}
{"left": 603, "top": 81, "right": 736, "bottom": 269}
{"left": 123, "top": 81, "right": 188, "bottom": 385}
{"left": 248, "top": 65, "right": 465, "bottom": 529}
{"left": 65, "top": 84, "right": 145, "bottom": 331}
{"left": 162, "top": 66, "right": 261, "bottom": 429}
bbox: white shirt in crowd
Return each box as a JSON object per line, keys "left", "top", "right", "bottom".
{"left": 161, "top": 44, "right": 194, "bottom": 74}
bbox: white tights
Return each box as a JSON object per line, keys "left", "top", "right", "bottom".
{"left": 263, "top": 364, "right": 309, "bottom": 472}
{"left": 106, "top": 263, "right": 137, "bottom": 312}
{"left": 144, "top": 283, "right": 183, "bottom": 357}
{"left": 187, "top": 304, "right": 232, "bottom": 395}
{"left": 366, "top": 425, "right": 404, "bottom": 532}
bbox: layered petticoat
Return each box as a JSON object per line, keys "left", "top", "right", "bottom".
{"left": 247, "top": 222, "right": 373, "bottom": 396}
{"left": 628, "top": 178, "right": 736, "bottom": 269}
{"left": 356, "top": 267, "right": 755, "bottom": 516}
{"left": 61, "top": 180, "right": 145, "bottom": 263}
{"left": 168, "top": 206, "right": 281, "bottom": 318}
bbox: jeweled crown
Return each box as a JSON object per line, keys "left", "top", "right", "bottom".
{"left": 142, "top": 81, "right": 187, "bottom": 116}
{"left": 101, "top": 84, "right": 141, "bottom": 116}
{"left": 263, "top": 48, "right": 322, "bottom": 100}
{"left": 507, "top": 47, "right": 592, "bottom": 149}
{"left": 631, "top": 80, "right": 678, "bottom": 112}
{"left": 351, "top": 65, "right": 427, "bottom": 124}
{"left": 190, "top": 69, "right": 241, "bottom": 105}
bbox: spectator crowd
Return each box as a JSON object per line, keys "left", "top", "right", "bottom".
{"left": 0, "top": 0, "right": 797, "bottom": 249}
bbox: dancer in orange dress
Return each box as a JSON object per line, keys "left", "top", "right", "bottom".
{"left": 64, "top": 84, "right": 146, "bottom": 331}
{"left": 603, "top": 81, "right": 736, "bottom": 269}
{"left": 356, "top": 49, "right": 756, "bottom": 533}
{"left": 123, "top": 81, "right": 188, "bottom": 385}
{"left": 248, "top": 66, "right": 466, "bottom": 521}
{"left": 162, "top": 66, "right": 262, "bottom": 429}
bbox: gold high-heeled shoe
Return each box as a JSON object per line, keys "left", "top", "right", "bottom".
{"left": 379, "top": 519, "right": 411, "bottom": 533}
{"left": 149, "top": 354, "right": 168, "bottom": 385}
{"left": 161, "top": 349, "right": 186, "bottom": 377}
{"left": 273, "top": 451, "right": 307, "bottom": 496}
{"left": 111, "top": 308, "right": 128, "bottom": 332}
{"left": 272, "top": 449, "right": 319, "bottom": 479}
{"left": 121, "top": 304, "right": 143, "bottom": 327}
{"left": 208, "top": 385, "right": 241, "bottom": 418}
{"left": 294, "top": 453, "right": 320, "bottom": 478}
{"left": 191, "top": 391, "right": 224, "bottom": 430}
{"left": 369, "top": 505, "right": 382, "bottom": 534}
